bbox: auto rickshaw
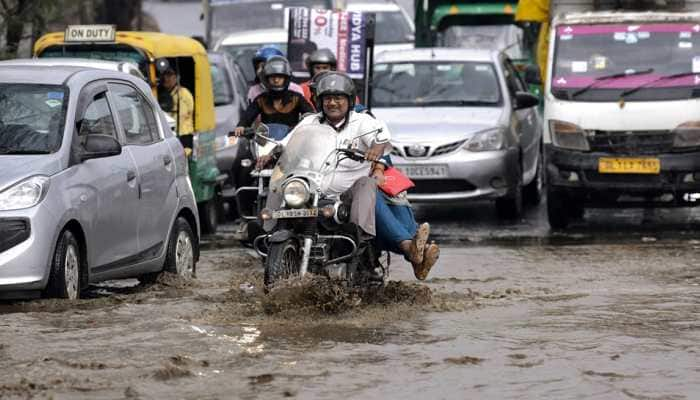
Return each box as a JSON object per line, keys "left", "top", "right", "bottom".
{"left": 34, "top": 26, "right": 226, "bottom": 234}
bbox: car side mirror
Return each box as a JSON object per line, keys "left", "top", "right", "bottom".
{"left": 81, "top": 134, "right": 122, "bottom": 161}
{"left": 524, "top": 64, "right": 542, "bottom": 86}
{"left": 514, "top": 91, "right": 539, "bottom": 110}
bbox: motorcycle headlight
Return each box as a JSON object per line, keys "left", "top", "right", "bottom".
{"left": 283, "top": 179, "right": 310, "bottom": 208}
{"left": 549, "top": 120, "right": 590, "bottom": 151}
{"left": 0, "top": 176, "right": 50, "bottom": 211}
{"left": 673, "top": 121, "right": 700, "bottom": 148}
{"left": 465, "top": 128, "right": 505, "bottom": 152}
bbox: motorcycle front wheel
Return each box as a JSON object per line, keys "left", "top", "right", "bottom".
{"left": 264, "top": 239, "right": 301, "bottom": 289}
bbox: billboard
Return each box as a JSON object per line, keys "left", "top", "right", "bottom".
{"left": 288, "top": 8, "right": 368, "bottom": 79}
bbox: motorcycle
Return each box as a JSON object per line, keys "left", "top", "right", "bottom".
{"left": 252, "top": 123, "right": 389, "bottom": 290}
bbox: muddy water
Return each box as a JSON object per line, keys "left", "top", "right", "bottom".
{"left": 1, "top": 239, "right": 699, "bottom": 399}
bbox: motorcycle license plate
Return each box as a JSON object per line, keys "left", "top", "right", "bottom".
{"left": 598, "top": 157, "right": 660, "bottom": 174}
{"left": 272, "top": 208, "right": 318, "bottom": 219}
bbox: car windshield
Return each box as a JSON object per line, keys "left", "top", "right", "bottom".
{"left": 210, "top": 0, "right": 330, "bottom": 44}
{"left": 374, "top": 11, "right": 414, "bottom": 44}
{"left": 372, "top": 61, "right": 501, "bottom": 107}
{"left": 39, "top": 44, "right": 150, "bottom": 79}
{"left": 211, "top": 62, "right": 233, "bottom": 106}
{"left": 552, "top": 22, "right": 700, "bottom": 101}
{"left": 0, "top": 84, "right": 68, "bottom": 155}
{"left": 219, "top": 43, "right": 288, "bottom": 83}
{"left": 442, "top": 25, "right": 525, "bottom": 60}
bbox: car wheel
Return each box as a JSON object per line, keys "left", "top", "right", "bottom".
{"left": 523, "top": 155, "right": 544, "bottom": 206}
{"left": 46, "top": 230, "right": 82, "bottom": 299}
{"left": 199, "top": 197, "right": 218, "bottom": 235}
{"left": 547, "top": 187, "right": 570, "bottom": 229}
{"left": 164, "top": 216, "right": 196, "bottom": 279}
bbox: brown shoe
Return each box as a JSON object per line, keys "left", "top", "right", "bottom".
{"left": 413, "top": 242, "right": 439, "bottom": 280}
{"left": 407, "top": 223, "right": 430, "bottom": 265}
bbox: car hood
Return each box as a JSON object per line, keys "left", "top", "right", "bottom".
{"left": 0, "top": 155, "right": 62, "bottom": 192}
{"left": 372, "top": 106, "right": 504, "bottom": 143}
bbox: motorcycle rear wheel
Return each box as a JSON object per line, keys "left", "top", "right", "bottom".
{"left": 264, "top": 239, "right": 301, "bottom": 290}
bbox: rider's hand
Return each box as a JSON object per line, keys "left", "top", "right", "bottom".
{"left": 184, "top": 147, "right": 192, "bottom": 158}
{"left": 256, "top": 154, "right": 273, "bottom": 170}
{"left": 371, "top": 168, "right": 386, "bottom": 186}
{"left": 227, "top": 136, "right": 238, "bottom": 146}
{"left": 365, "top": 142, "right": 385, "bottom": 162}
{"left": 232, "top": 127, "right": 245, "bottom": 137}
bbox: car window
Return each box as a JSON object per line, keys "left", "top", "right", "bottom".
{"left": 211, "top": 62, "right": 234, "bottom": 106}
{"left": 80, "top": 92, "right": 117, "bottom": 139}
{"left": 109, "top": 83, "right": 159, "bottom": 145}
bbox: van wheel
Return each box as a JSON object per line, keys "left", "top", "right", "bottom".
{"left": 46, "top": 230, "right": 82, "bottom": 299}
{"left": 164, "top": 217, "right": 196, "bottom": 279}
{"left": 199, "top": 197, "right": 218, "bottom": 235}
{"left": 496, "top": 182, "right": 523, "bottom": 219}
{"left": 547, "top": 187, "right": 570, "bottom": 229}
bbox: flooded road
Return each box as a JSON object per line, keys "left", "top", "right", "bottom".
{"left": 1, "top": 203, "right": 700, "bottom": 399}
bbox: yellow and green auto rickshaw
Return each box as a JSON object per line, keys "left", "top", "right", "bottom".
{"left": 34, "top": 26, "right": 225, "bottom": 234}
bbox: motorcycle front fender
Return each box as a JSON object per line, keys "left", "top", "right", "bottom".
{"left": 268, "top": 229, "right": 295, "bottom": 244}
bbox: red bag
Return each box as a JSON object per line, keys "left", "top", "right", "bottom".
{"left": 378, "top": 167, "right": 415, "bottom": 197}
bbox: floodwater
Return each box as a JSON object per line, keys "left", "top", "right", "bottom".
{"left": 2, "top": 210, "right": 699, "bottom": 399}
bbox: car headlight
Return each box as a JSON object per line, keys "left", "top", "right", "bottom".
{"left": 0, "top": 176, "right": 50, "bottom": 211}
{"left": 549, "top": 120, "right": 590, "bottom": 151}
{"left": 673, "top": 121, "right": 700, "bottom": 148}
{"left": 465, "top": 128, "right": 504, "bottom": 152}
{"left": 283, "top": 179, "right": 310, "bottom": 208}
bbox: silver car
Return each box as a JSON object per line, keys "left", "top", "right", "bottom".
{"left": 372, "top": 48, "right": 543, "bottom": 218}
{"left": 0, "top": 64, "right": 200, "bottom": 300}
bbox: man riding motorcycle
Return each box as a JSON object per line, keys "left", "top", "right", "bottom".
{"left": 233, "top": 56, "right": 314, "bottom": 140}
{"left": 260, "top": 72, "right": 439, "bottom": 280}
{"left": 247, "top": 45, "right": 304, "bottom": 104}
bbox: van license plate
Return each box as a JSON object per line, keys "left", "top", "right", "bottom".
{"left": 272, "top": 208, "right": 318, "bottom": 219}
{"left": 598, "top": 158, "right": 660, "bottom": 174}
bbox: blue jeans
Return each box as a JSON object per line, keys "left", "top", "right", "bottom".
{"left": 375, "top": 192, "right": 418, "bottom": 254}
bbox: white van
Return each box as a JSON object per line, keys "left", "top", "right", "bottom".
{"left": 543, "top": 0, "right": 700, "bottom": 228}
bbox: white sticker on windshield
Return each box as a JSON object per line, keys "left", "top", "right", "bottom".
{"left": 560, "top": 34, "right": 573, "bottom": 41}
{"left": 614, "top": 32, "right": 627, "bottom": 41}
{"left": 680, "top": 31, "right": 692, "bottom": 39}
{"left": 692, "top": 56, "right": 700, "bottom": 73}
{"left": 374, "top": 64, "right": 388, "bottom": 72}
{"left": 638, "top": 31, "right": 650, "bottom": 39}
{"left": 679, "top": 41, "right": 693, "bottom": 49}
{"left": 625, "top": 34, "right": 638, "bottom": 44}
{"left": 45, "top": 99, "right": 62, "bottom": 108}
{"left": 475, "top": 65, "right": 489, "bottom": 71}
{"left": 628, "top": 25, "right": 640, "bottom": 31}
{"left": 436, "top": 65, "right": 452, "bottom": 71}
{"left": 571, "top": 61, "right": 588, "bottom": 73}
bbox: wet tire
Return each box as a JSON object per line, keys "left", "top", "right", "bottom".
{"left": 547, "top": 187, "right": 570, "bottom": 229}
{"left": 496, "top": 182, "right": 523, "bottom": 220}
{"left": 164, "top": 217, "right": 196, "bottom": 278}
{"left": 523, "top": 156, "right": 543, "bottom": 206}
{"left": 264, "top": 239, "right": 300, "bottom": 290}
{"left": 45, "top": 230, "right": 82, "bottom": 299}
{"left": 199, "top": 197, "right": 218, "bottom": 235}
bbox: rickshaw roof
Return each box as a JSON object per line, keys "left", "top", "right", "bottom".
{"left": 34, "top": 31, "right": 208, "bottom": 59}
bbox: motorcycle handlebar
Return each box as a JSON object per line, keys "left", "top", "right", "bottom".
{"left": 337, "top": 148, "right": 366, "bottom": 162}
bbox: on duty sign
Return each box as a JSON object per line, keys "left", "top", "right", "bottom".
{"left": 64, "top": 25, "right": 116, "bottom": 42}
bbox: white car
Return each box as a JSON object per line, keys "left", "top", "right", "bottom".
{"left": 347, "top": 0, "right": 415, "bottom": 54}
{"left": 214, "top": 29, "right": 288, "bottom": 83}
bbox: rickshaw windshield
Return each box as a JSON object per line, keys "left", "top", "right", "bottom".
{"left": 271, "top": 124, "right": 338, "bottom": 189}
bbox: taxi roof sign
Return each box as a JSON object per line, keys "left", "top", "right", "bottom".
{"left": 64, "top": 25, "right": 116, "bottom": 43}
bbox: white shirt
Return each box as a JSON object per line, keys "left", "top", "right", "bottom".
{"left": 280, "top": 111, "right": 391, "bottom": 197}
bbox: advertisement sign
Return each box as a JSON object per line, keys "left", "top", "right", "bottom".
{"left": 288, "top": 8, "right": 368, "bottom": 79}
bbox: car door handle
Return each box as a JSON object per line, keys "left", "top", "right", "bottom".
{"left": 163, "top": 155, "right": 172, "bottom": 166}
{"left": 127, "top": 170, "right": 136, "bottom": 182}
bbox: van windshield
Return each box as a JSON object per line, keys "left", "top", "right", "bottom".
{"left": 552, "top": 23, "right": 700, "bottom": 101}
{"left": 0, "top": 84, "right": 68, "bottom": 155}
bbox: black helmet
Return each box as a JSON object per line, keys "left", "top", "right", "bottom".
{"left": 263, "top": 55, "right": 292, "bottom": 92}
{"left": 306, "top": 48, "right": 337, "bottom": 75}
{"left": 315, "top": 71, "right": 355, "bottom": 110}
